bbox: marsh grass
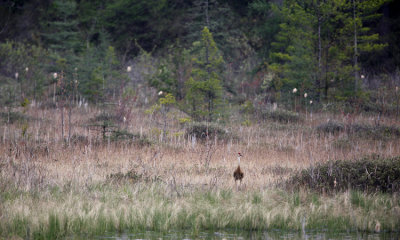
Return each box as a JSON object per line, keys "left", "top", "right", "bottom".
{"left": 1, "top": 182, "right": 399, "bottom": 239}
{"left": 1, "top": 105, "right": 400, "bottom": 238}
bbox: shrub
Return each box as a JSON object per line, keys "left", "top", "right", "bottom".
{"left": 316, "top": 121, "right": 345, "bottom": 134}
{"left": 110, "top": 129, "right": 137, "bottom": 140}
{"left": 240, "top": 100, "right": 255, "bottom": 115}
{"left": 332, "top": 137, "right": 351, "bottom": 149}
{"left": 111, "top": 129, "right": 152, "bottom": 146}
{"left": 69, "top": 134, "right": 89, "bottom": 145}
{"left": 261, "top": 109, "right": 302, "bottom": 123}
{"left": 92, "top": 113, "right": 120, "bottom": 123}
{"left": 107, "top": 169, "right": 142, "bottom": 183}
{"left": 287, "top": 156, "right": 400, "bottom": 193}
{"left": 348, "top": 124, "right": 400, "bottom": 139}
{"left": 185, "top": 122, "right": 234, "bottom": 141}
{"left": 0, "top": 112, "right": 29, "bottom": 124}
{"left": 107, "top": 169, "right": 161, "bottom": 183}
{"left": 316, "top": 122, "right": 400, "bottom": 139}
{"left": 39, "top": 101, "right": 58, "bottom": 109}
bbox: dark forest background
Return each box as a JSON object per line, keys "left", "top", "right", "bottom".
{"left": 1, "top": 0, "right": 400, "bottom": 121}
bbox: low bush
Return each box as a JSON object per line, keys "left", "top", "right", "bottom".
{"left": 287, "top": 156, "right": 400, "bottom": 193}
{"left": 110, "top": 129, "right": 152, "bottom": 146}
{"left": 107, "top": 169, "right": 142, "bottom": 183}
{"left": 332, "top": 137, "right": 352, "bottom": 149}
{"left": 92, "top": 113, "right": 121, "bottom": 123}
{"left": 185, "top": 122, "right": 235, "bottom": 141}
{"left": 261, "top": 109, "right": 302, "bottom": 123}
{"left": 316, "top": 122, "right": 400, "bottom": 139}
{"left": 349, "top": 124, "right": 400, "bottom": 139}
{"left": 111, "top": 129, "right": 137, "bottom": 140}
{"left": 0, "top": 112, "right": 29, "bottom": 124}
{"left": 69, "top": 134, "right": 89, "bottom": 145}
{"left": 316, "top": 121, "right": 345, "bottom": 134}
{"left": 107, "top": 169, "right": 161, "bottom": 183}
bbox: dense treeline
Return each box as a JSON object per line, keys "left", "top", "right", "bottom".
{"left": 1, "top": 0, "right": 399, "bottom": 121}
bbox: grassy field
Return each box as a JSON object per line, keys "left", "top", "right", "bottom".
{"left": 1, "top": 105, "right": 400, "bottom": 238}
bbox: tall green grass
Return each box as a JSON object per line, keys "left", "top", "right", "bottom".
{"left": 1, "top": 182, "right": 399, "bottom": 239}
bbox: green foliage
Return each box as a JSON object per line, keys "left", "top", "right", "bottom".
{"left": 316, "top": 121, "right": 345, "bottom": 134}
{"left": 107, "top": 169, "right": 142, "bottom": 183}
{"left": 110, "top": 129, "right": 151, "bottom": 146}
{"left": 21, "top": 123, "right": 29, "bottom": 138}
{"left": 0, "top": 112, "right": 29, "bottom": 124}
{"left": 146, "top": 93, "right": 176, "bottom": 141}
{"left": 0, "top": 0, "right": 398, "bottom": 110}
{"left": 240, "top": 100, "right": 255, "bottom": 115}
{"left": 41, "top": 0, "right": 81, "bottom": 53}
{"left": 78, "top": 40, "right": 124, "bottom": 102}
{"left": 185, "top": 27, "right": 224, "bottom": 122}
{"left": 316, "top": 121, "right": 400, "bottom": 140}
{"left": 261, "top": 109, "right": 302, "bottom": 123}
{"left": 184, "top": 122, "right": 234, "bottom": 141}
{"left": 248, "top": 0, "right": 281, "bottom": 57}
{"left": 349, "top": 123, "right": 400, "bottom": 140}
{"left": 85, "top": 66, "right": 104, "bottom": 102}
{"left": 149, "top": 43, "right": 191, "bottom": 100}
{"left": 253, "top": 0, "right": 389, "bottom": 103}
{"left": 159, "top": 93, "right": 176, "bottom": 106}
{"left": 102, "top": 0, "right": 169, "bottom": 52}
{"left": 288, "top": 156, "right": 400, "bottom": 193}
{"left": 269, "top": 2, "right": 316, "bottom": 95}
{"left": 146, "top": 93, "right": 176, "bottom": 116}
{"left": 0, "top": 42, "right": 50, "bottom": 103}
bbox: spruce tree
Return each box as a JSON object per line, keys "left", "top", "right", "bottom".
{"left": 40, "top": 0, "right": 82, "bottom": 102}
{"left": 337, "top": 0, "right": 388, "bottom": 93}
{"left": 269, "top": 2, "right": 317, "bottom": 102}
{"left": 41, "top": 0, "right": 81, "bottom": 54}
{"left": 185, "top": 27, "right": 224, "bottom": 122}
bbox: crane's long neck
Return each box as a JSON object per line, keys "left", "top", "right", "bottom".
{"left": 238, "top": 156, "right": 241, "bottom": 166}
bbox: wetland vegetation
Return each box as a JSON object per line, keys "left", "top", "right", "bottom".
{"left": 1, "top": 0, "right": 400, "bottom": 239}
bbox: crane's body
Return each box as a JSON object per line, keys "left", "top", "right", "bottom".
{"left": 233, "top": 152, "right": 244, "bottom": 189}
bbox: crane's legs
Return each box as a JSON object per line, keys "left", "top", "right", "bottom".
{"left": 235, "top": 180, "right": 242, "bottom": 191}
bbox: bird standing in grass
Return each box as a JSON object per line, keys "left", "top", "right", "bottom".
{"left": 233, "top": 152, "right": 244, "bottom": 190}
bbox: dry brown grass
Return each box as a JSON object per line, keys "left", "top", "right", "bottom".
{"left": 1, "top": 105, "right": 400, "bottom": 192}
{"left": 1, "top": 105, "right": 400, "bottom": 237}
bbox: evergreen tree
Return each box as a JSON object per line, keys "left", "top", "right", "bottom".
{"left": 327, "top": 0, "right": 388, "bottom": 100}
{"left": 248, "top": 0, "right": 282, "bottom": 58}
{"left": 183, "top": 0, "right": 245, "bottom": 64}
{"left": 40, "top": 0, "right": 82, "bottom": 103}
{"left": 41, "top": 0, "right": 81, "bottom": 54}
{"left": 149, "top": 41, "right": 191, "bottom": 101}
{"left": 77, "top": 34, "right": 123, "bottom": 103}
{"left": 102, "top": 0, "right": 169, "bottom": 53}
{"left": 348, "top": 0, "right": 386, "bottom": 89}
{"left": 269, "top": 2, "right": 317, "bottom": 102}
{"left": 185, "top": 27, "right": 224, "bottom": 122}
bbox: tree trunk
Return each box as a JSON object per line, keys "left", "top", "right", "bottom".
{"left": 205, "top": 0, "right": 210, "bottom": 28}
{"left": 61, "top": 106, "right": 64, "bottom": 141}
{"left": 204, "top": 0, "right": 210, "bottom": 74}
{"left": 324, "top": 47, "right": 329, "bottom": 100}
{"left": 68, "top": 102, "right": 72, "bottom": 144}
{"left": 317, "top": 0, "right": 322, "bottom": 100}
{"left": 353, "top": 0, "right": 359, "bottom": 92}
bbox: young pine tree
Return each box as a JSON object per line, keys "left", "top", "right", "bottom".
{"left": 269, "top": 2, "right": 317, "bottom": 104}
{"left": 185, "top": 27, "right": 224, "bottom": 122}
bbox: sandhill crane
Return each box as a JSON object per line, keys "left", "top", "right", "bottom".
{"left": 233, "top": 152, "right": 244, "bottom": 190}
